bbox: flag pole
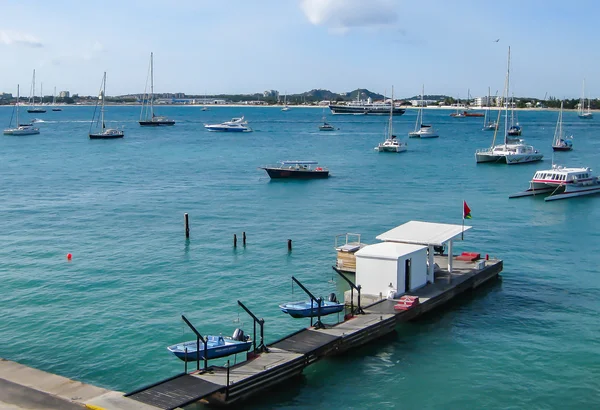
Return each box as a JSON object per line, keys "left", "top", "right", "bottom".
{"left": 461, "top": 200, "right": 465, "bottom": 240}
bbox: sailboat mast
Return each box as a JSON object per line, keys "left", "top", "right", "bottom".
{"left": 32, "top": 70, "right": 36, "bottom": 106}
{"left": 101, "top": 72, "right": 106, "bottom": 130}
{"left": 16, "top": 84, "right": 20, "bottom": 126}
{"left": 53, "top": 86, "right": 56, "bottom": 105}
{"left": 150, "top": 52, "right": 154, "bottom": 117}
{"left": 504, "top": 47, "right": 511, "bottom": 145}
{"left": 388, "top": 86, "right": 394, "bottom": 137}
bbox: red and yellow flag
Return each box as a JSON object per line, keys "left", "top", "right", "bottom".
{"left": 463, "top": 201, "right": 472, "bottom": 219}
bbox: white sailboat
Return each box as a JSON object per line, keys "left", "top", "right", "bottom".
{"left": 475, "top": 47, "right": 543, "bottom": 165}
{"left": 482, "top": 87, "right": 498, "bottom": 131}
{"left": 27, "top": 70, "right": 46, "bottom": 113}
{"left": 281, "top": 91, "right": 290, "bottom": 111}
{"left": 139, "top": 52, "right": 175, "bottom": 126}
{"left": 552, "top": 101, "right": 573, "bottom": 151}
{"left": 52, "top": 86, "right": 62, "bottom": 111}
{"left": 4, "top": 85, "right": 40, "bottom": 135}
{"left": 408, "top": 85, "right": 439, "bottom": 138}
{"left": 578, "top": 79, "right": 593, "bottom": 119}
{"left": 89, "top": 72, "right": 124, "bottom": 139}
{"left": 375, "top": 86, "right": 407, "bottom": 153}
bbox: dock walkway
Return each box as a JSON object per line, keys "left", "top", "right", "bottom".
{"left": 126, "top": 257, "right": 502, "bottom": 408}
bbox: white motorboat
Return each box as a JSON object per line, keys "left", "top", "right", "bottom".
{"left": 375, "top": 86, "right": 407, "bottom": 153}
{"left": 509, "top": 165, "right": 600, "bottom": 201}
{"left": 89, "top": 72, "right": 124, "bottom": 140}
{"left": 409, "top": 85, "right": 439, "bottom": 138}
{"left": 205, "top": 116, "right": 252, "bottom": 132}
{"left": 4, "top": 85, "right": 40, "bottom": 136}
{"left": 475, "top": 47, "right": 542, "bottom": 165}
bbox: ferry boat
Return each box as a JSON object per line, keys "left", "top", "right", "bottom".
{"left": 205, "top": 116, "right": 252, "bottom": 132}
{"left": 509, "top": 165, "right": 600, "bottom": 201}
{"left": 259, "top": 161, "right": 329, "bottom": 179}
{"left": 329, "top": 95, "right": 405, "bottom": 116}
{"left": 167, "top": 330, "right": 252, "bottom": 362}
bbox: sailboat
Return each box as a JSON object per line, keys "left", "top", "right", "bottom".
{"left": 27, "top": 70, "right": 46, "bottom": 113}
{"left": 408, "top": 85, "right": 439, "bottom": 138}
{"left": 139, "top": 52, "right": 175, "bottom": 126}
{"left": 482, "top": 87, "right": 498, "bottom": 131}
{"left": 201, "top": 91, "right": 209, "bottom": 111}
{"left": 3, "top": 85, "right": 40, "bottom": 135}
{"left": 319, "top": 108, "right": 335, "bottom": 131}
{"left": 52, "top": 87, "right": 62, "bottom": 111}
{"left": 506, "top": 93, "right": 522, "bottom": 137}
{"left": 89, "top": 72, "right": 124, "bottom": 139}
{"left": 281, "top": 91, "right": 290, "bottom": 111}
{"left": 374, "top": 87, "right": 407, "bottom": 153}
{"left": 475, "top": 47, "right": 543, "bottom": 165}
{"left": 578, "top": 79, "right": 593, "bottom": 119}
{"left": 552, "top": 101, "right": 573, "bottom": 151}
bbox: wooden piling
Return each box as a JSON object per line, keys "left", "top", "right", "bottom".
{"left": 287, "top": 239, "right": 292, "bottom": 251}
{"left": 234, "top": 234, "right": 237, "bottom": 248}
{"left": 243, "top": 232, "right": 246, "bottom": 246}
{"left": 184, "top": 213, "right": 190, "bottom": 238}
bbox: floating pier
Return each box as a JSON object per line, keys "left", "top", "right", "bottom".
{"left": 125, "top": 221, "right": 502, "bottom": 409}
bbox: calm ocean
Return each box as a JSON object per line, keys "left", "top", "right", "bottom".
{"left": 1, "top": 106, "right": 599, "bottom": 409}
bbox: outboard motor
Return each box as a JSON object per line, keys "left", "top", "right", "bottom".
{"left": 232, "top": 328, "right": 245, "bottom": 342}
{"left": 328, "top": 292, "right": 338, "bottom": 303}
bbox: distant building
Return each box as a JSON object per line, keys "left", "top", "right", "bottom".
{"left": 263, "top": 90, "right": 279, "bottom": 98}
{"left": 473, "top": 96, "right": 495, "bottom": 107}
{"left": 59, "top": 91, "right": 70, "bottom": 98}
{"left": 0, "top": 92, "right": 13, "bottom": 100}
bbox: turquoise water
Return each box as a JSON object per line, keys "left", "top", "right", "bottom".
{"left": 1, "top": 106, "right": 599, "bottom": 409}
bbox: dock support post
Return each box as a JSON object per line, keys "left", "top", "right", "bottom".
{"left": 243, "top": 232, "right": 246, "bottom": 246}
{"left": 291, "top": 276, "right": 325, "bottom": 328}
{"left": 184, "top": 348, "right": 188, "bottom": 373}
{"left": 447, "top": 240, "right": 453, "bottom": 279}
{"left": 288, "top": 239, "right": 292, "bottom": 251}
{"left": 184, "top": 213, "right": 190, "bottom": 239}
{"left": 234, "top": 234, "right": 237, "bottom": 248}
{"left": 237, "top": 300, "right": 269, "bottom": 353}
{"left": 428, "top": 246, "right": 435, "bottom": 283}
{"left": 181, "top": 315, "right": 208, "bottom": 371}
{"left": 225, "top": 360, "right": 230, "bottom": 401}
{"left": 331, "top": 266, "right": 365, "bottom": 316}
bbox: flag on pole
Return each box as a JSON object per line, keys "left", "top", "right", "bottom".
{"left": 463, "top": 201, "right": 472, "bottom": 219}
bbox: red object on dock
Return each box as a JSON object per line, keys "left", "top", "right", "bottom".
{"left": 394, "top": 295, "right": 420, "bottom": 311}
{"left": 455, "top": 252, "right": 481, "bottom": 261}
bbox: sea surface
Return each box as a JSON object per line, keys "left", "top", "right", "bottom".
{"left": 1, "top": 105, "right": 599, "bottom": 409}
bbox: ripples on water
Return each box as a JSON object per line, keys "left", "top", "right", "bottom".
{"left": 0, "top": 106, "right": 599, "bottom": 408}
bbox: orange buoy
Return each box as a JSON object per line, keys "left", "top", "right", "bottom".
{"left": 67, "top": 253, "right": 72, "bottom": 260}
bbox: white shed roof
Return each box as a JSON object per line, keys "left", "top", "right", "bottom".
{"left": 376, "top": 220, "right": 471, "bottom": 246}
{"left": 355, "top": 242, "right": 426, "bottom": 260}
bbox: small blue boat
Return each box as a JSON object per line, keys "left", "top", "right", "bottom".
{"left": 279, "top": 300, "right": 344, "bottom": 318}
{"left": 167, "top": 330, "right": 252, "bottom": 362}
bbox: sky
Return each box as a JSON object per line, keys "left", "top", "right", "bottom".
{"left": 1, "top": 0, "right": 598, "bottom": 99}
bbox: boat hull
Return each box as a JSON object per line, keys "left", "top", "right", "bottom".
{"left": 279, "top": 302, "right": 344, "bottom": 318}
{"left": 89, "top": 133, "right": 124, "bottom": 139}
{"left": 545, "top": 185, "right": 600, "bottom": 201}
{"left": 328, "top": 104, "right": 405, "bottom": 116}
{"left": 552, "top": 146, "right": 573, "bottom": 152}
{"left": 262, "top": 168, "right": 329, "bottom": 179}
{"left": 27, "top": 109, "right": 46, "bottom": 113}
{"left": 205, "top": 126, "right": 250, "bottom": 132}
{"left": 578, "top": 113, "right": 593, "bottom": 119}
{"left": 319, "top": 126, "right": 335, "bottom": 131}
{"left": 139, "top": 120, "right": 175, "bottom": 126}
{"left": 167, "top": 340, "right": 253, "bottom": 362}
{"left": 4, "top": 128, "right": 40, "bottom": 136}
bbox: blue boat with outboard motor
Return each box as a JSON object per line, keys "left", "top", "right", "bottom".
{"left": 279, "top": 294, "right": 344, "bottom": 318}
{"left": 167, "top": 328, "right": 252, "bottom": 362}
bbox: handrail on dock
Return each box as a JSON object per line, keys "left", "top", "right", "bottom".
{"left": 181, "top": 314, "right": 209, "bottom": 371}
{"left": 332, "top": 266, "right": 364, "bottom": 315}
{"left": 237, "top": 300, "right": 268, "bottom": 353}
{"left": 334, "top": 233, "right": 362, "bottom": 249}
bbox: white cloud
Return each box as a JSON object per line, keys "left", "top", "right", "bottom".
{"left": 300, "top": 0, "right": 398, "bottom": 33}
{"left": 0, "top": 30, "right": 43, "bottom": 48}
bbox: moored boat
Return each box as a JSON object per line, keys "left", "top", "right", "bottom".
{"left": 4, "top": 85, "right": 40, "bottom": 136}
{"left": 279, "top": 299, "right": 344, "bottom": 318}
{"left": 89, "top": 72, "right": 124, "bottom": 140}
{"left": 26, "top": 70, "right": 46, "bottom": 113}
{"left": 260, "top": 161, "right": 329, "bottom": 179}
{"left": 205, "top": 116, "right": 252, "bottom": 132}
{"left": 578, "top": 79, "right": 593, "bottom": 119}
{"left": 509, "top": 165, "right": 600, "bottom": 201}
{"left": 329, "top": 91, "right": 405, "bottom": 116}
{"left": 167, "top": 329, "right": 252, "bottom": 362}
{"left": 552, "top": 101, "right": 573, "bottom": 151}
{"left": 375, "top": 86, "right": 408, "bottom": 152}
{"left": 409, "top": 85, "right": 439, "bottom": 138}
{"left": 139, "top": 53, "right": 175, "bottom": 126}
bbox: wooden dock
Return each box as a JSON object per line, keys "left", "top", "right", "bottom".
{"left": 126, "top": 257, "right": 502, "bottom": 408}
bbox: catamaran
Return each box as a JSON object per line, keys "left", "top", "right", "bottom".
{"left": 4, "top": 85, "right": 40, "bottom": 135}
{"left": 552, "top": 101, "right": 573, "bottom": 151}
{"left": 578, "top": 79, "right": 593, "bottom": 119}
{"left": 375, "top": 86, "right": 407, "bottom": 152}
{"left": 27, "top": 70, "right": 46, "bottom": 114}
{"left": 409, "top": 85, "right": 439, "bottom": 138}
{"left": 139, "top": 52, "right": 175, "bottom": 126}
{"left": 509, "top": 165, "right": 600, "bottom": 201}
{"left": 475, "top": 47, "right": 543, "bottom": 165}
{"left": 89, "top": 72, "right": 124, "bottom": 139}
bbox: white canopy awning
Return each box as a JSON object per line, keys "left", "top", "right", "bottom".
{"left": 375, "top": 220, "right": 471, "bottom": 246}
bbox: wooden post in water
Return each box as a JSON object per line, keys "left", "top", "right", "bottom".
{"left": 287, "top": 239, "right": 292, "bottom": 252}
{"left": 242, "top": 232, "right": 246, "bottom": 246}
{"left": 184, "top": 213, "right": 190, "bottom": 238}
{"left": 234, "top": 234, "right": 237, "bottom": 248}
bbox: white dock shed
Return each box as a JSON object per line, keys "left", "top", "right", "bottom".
{"left": 355, "top": 242, "right": 428, "bottom": 298}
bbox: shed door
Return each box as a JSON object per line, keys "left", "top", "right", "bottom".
{"left": 405, "top": 258, "right": 411, "bottom": 292}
